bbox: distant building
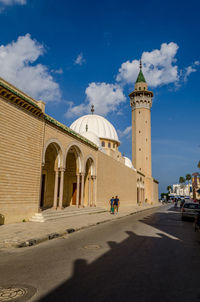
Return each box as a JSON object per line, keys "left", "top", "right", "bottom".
{"left": 192, "top": 173, "right": 200, "bottom": 200}
{"left": 171, "top": 183, "right": 192, "bottom": 197}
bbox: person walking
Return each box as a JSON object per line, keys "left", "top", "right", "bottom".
{"left": 114, "top": 196, "right": 120, "bottom": 214}
{"left": 110, "top": 196, "right": 115, "bottom": 214}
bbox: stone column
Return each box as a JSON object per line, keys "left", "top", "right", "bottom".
{"left": 58, "top": 168, "right": 65, "bottom": 209}
{"left": 80, "top": 173, "right": 85, "bottom": 207}
{"left": 92, "top": 176, "right": 96, "bottom": 207}
{"left": 76, "top": 173, "right": 80, "bottom": 207}
{"left": 88, "top": 176, "right": 91, "bottom": 206}
{"left": 53, "top": 170, "right": 59, "bottom": 209}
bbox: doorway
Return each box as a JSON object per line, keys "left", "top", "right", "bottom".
{"left": 40, "top": 174, "right": 46, "bottom": 208}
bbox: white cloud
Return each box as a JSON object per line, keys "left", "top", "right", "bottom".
{"left": 0, "top": 34, "right": 61, "bottom": 102}
{"left": 74, "top": 53, "right": 85, "bottom": 66}
{"left": 118, "top": 126, "right": 132, "bottom": 138}
{"left": 67, "top": 42, "right": 199, "bottom": 119}
{"left": 184, "top": 65, "right": 197, "bottom": 82}
{"left": 0, "top": 0, "right": 26, "bottom": 5}
{"left": 194, "top": 61, "right": 200, "bottom": 66}
{"left": 116, "top": 42, "right": 179, "bottom": 87}
{"left": 52, "top": 68, "right": 63, "bottom": 74}
{"left": 65, "top": 82, "right": 126, "bottom": 118}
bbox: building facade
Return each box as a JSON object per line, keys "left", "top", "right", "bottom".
{"left": 192, "top": 173, "right": 200, "bottom": 200}
{"left": 0, "top": 65, "right": 158, "bottom": 224}
{"left": 171, "top": 183, "right": 192, "bottom": 197}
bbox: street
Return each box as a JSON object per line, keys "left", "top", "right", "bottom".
{"left": 1, "top": 205, "right": 200, "bottom": 302}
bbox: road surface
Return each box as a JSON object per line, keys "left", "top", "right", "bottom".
{"left": 0, "top": 205, "right": 200, "bottom": 302}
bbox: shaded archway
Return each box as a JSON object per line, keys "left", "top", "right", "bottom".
{"left": 62, "top": 145, "right": 84, "bottom": 208}
{"left": 84, "top": 157, "right": 96, "bottom": 207}
{"left": 40, "top": 141, "right": 63, "bottom": 210}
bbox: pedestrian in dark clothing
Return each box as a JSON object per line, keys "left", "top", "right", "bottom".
{"left": 114, "top": 196, "right": 120, "bottom": 214}
{"left": 110, "top": 197, "right": 115, "bottom": 214}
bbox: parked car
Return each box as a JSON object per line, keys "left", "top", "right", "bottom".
{"left": 181, "top": 202, "right": 200, "bottom": 221}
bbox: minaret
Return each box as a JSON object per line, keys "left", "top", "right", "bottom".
{"left": 129, "top": 61, "right": 153, "bottom": 177}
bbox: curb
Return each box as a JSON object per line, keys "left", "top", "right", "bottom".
{"left": 5, "top": 205, "right": 161, "bottom": 249}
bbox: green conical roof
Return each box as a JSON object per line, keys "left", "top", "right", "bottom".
{"left": 136, "top": 70, "right": 146, "bottom": 83}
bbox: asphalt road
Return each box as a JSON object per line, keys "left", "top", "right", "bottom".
{"left": 1, "top": 205, "right": 200, "bottom": 302}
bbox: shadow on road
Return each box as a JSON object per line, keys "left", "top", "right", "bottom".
{"left": 37, "top": 209, "right": 200, "bottom": 302}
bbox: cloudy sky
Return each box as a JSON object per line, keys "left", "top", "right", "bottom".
{"left": 0, "top": 0, "right": 199, "bottom": 194}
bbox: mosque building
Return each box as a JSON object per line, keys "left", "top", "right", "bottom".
{"left": 0, "top": 63, "right": 159, "bottom": 224}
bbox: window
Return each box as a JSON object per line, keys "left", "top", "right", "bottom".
{"left": 144, "top": 87, "right": 146, "bottom": 90}
{"left": 139, "top": 148, "right": 141, "bottom": 151}
{"left": 101, "top": 141, "right": 105, "bottom": 147}
{"left": 108, "top": 142, "right": 111, "bottom": 148}
{"left": 113, "top": 143, "right": 115, "bottom": 148}
{"left": 139, "top": 87, "right": 141, "bottom": 90}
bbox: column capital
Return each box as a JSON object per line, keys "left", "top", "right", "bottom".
{"left": 91, "top": 175, "right": 96, "bottom": 180}
{"left": 80, "top": 172, "right": 85, "bottom": 176}
{"left": 59, "top": 167, "right": 65, "bottom": 172}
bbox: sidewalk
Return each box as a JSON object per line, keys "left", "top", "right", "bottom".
{"left": 0, "top": 204, "right": 160, "bottom": 249}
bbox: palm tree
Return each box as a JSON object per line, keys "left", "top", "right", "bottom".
{"left": 185, "top": 174, "right": 191, "bottom": 183}
{"left": 179, "top": 176, "right": 185, "bottom": 184}
{"left": 167, "top": 185, "right": 172, "bottom": 193}
{"left": 179, "top": 177, "right": 185, "bottom": 189}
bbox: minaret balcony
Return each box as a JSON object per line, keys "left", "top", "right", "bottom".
{"left": 130, "top": 99, "right": 152, "bottom": 110}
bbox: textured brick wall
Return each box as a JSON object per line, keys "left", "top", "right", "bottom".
{"left": 96, "top": 151, "right": 137, "bottom": 207}
{"left": 0, "top": 97, "right": 44, "bottom": 223}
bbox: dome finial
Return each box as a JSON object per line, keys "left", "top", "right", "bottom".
{"left": 139, "top": 59, "right": 142, "bottom": 71}
{"left": 91, "top": 104, "right": 94, "bottom": 114}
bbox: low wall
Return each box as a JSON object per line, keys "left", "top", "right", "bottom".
{"left": 96, "top": 151, "right": 137, "bottom": 208}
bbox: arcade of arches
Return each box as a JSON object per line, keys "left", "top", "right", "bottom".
{"left": 40, "top": 142, "right": 96, "bottom": 210}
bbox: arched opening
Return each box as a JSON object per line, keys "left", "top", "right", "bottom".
{"left": 84, "top": 157, "right": 96, "bottom": 207}
{"left": 63, "top": 145, "right": 83, "bottom": 207}
{"left": 41, "top": 142, "right": 63, "bottom": 210}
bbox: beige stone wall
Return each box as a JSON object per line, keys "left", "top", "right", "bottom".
{"left": 153, "top": 180, "right": 159, "bottom": 203}
{"left": 0, "top": 97, "right": 44, "bottom": 223}
{"left": 145, "top": 176, "right": 159, "bottom": 204}
{"left": 96, "top": 151, "right": 137, "bottom": 208}
{"left": 145, "top": 177, "right": 153, "bottom": 204}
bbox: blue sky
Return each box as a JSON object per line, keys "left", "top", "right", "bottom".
{"left": 0, "top": 0, "right": 199, "bottom": 194}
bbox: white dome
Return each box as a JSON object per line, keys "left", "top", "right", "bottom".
{"left": 70, "top": 114, "right": 120, "bottom": 144}
{"left": 124, "top": 157, "right": 136, "bottom": 170}
{"left": 80, "top": 131, "right": 101, "bottom": 147}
